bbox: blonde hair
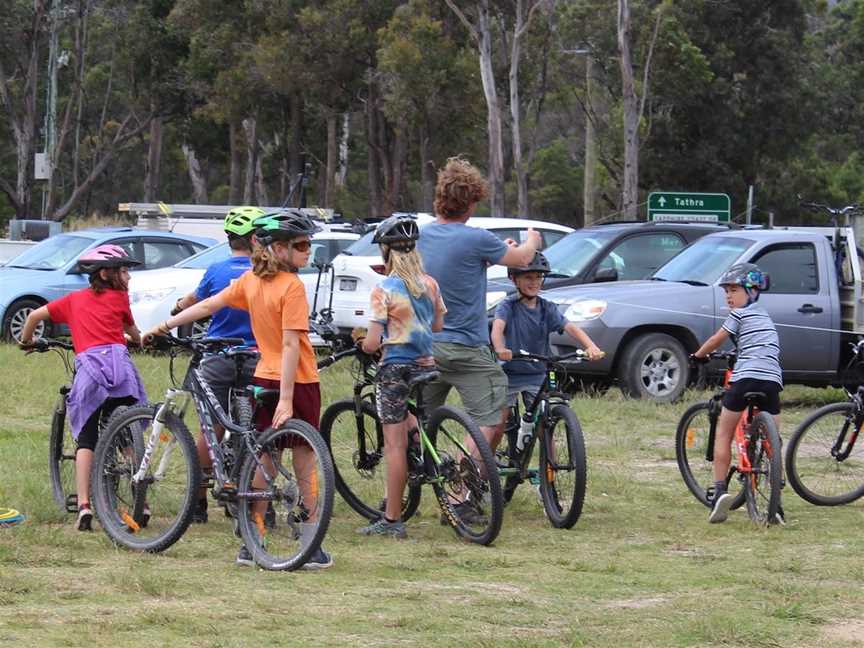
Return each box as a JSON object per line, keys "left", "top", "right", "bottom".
{"left": 251, "top": 241, "right": 292, "bottom": 279}
{"left": 384, "top": 246, "right": 427, "bottom": 298}
{"left": 433, "top": 156, "right": 489, "bottom": 219}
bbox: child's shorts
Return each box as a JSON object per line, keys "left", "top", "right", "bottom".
{"left": 722, "top": 378, "right": 782, "bottom": 415}
{"left": 375, "top": 363, "right": 432, "bottom": 424}
{"left": 193, "top": 352, "right": 258, "bottom": 414}
{"left": 252, "top": 377, "right": 320, "bottom": 448}
{"left": 505, "top": 384, "right": 540, "bottom": 409}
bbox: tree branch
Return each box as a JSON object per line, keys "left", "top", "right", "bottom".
{"left": 638, "top": 4, "right": 664, "bottom": 125}
{"left": 443, "top": 0, "right": 480, "bottom": 44}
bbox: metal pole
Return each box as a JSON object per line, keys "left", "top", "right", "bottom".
{"left": 745, "top": 185, "right": 754, "bottom": 226}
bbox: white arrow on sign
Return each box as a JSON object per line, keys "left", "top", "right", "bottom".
{"left": 658, "top": 196, "right": 666, "bottom": 206}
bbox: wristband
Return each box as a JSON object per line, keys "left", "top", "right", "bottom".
{"left": 159, "top": 321, "right": 171, "bottom": 335}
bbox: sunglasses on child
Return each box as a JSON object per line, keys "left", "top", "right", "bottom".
{"left": 290, "top": 240, "right": 312, "bottom": 252}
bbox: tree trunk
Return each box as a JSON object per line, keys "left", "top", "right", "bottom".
{"left": 242, "top": 116, "right": 257, "bottom": 204}
{"left": 143, "top": 114, "right": 162, "bottom": 202}
{"left": 182, "top": 143, "right": 208, "bottom": 204}
{"left": 256, "top": 149, "right": 269, "bottom": 207}
{"left": 478, "top": 2, "right": 505, "bottom": 217}
{"left": 337, "top": 111, "right": 349, "bottom": 187}
{"left": 289, "top": 95, "right": 303, "bottom": 179}
{"left": 583, "top": 54, "right": 597, "bottom": 225}
{"left": 228, "top": 121, "right": 242, "bottom": 204}
{"left": 324, "top": 113, "right": 338, "bottom": 206}
{"left": 618, "top": 0, "right": 639, "bottom": 220}
{"left": 366, "top": 84, "right": 383, "bottom": 217}
{"left": 418, "top": 122, "right": 434, "bottom": 212}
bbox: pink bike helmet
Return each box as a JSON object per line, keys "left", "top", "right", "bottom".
{"left": 77, "top": 244, "right": 141, "bottom": 273}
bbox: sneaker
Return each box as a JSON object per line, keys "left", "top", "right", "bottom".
{"left": 772, "top": 505, "right": 786, "bottom": 527}
{"left": 358, "top": 517, "right": 407, "bottom": 539}
{"left": 300, "top": 547, "right": 334, "bottom": 571}
{"left": 139, "top": 505, "right": 151, "bottom": 529}
{"left": 708, "top": 492, "right": 733, "bottom": 524}
{"left": 235, "top": 544, "right": 255, "bottom": 567}
{"left": 192, "top": 498, "right": 208, "bottom": 524}
{"left": 440, "top": 501, "right": 486, "bottom": 526}
{"left": 76, "top": 505, "right": 93, "bottom": 532}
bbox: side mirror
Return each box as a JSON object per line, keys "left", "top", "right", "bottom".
{"left": 593, "top": 267, "right": 618, "bottom": 283}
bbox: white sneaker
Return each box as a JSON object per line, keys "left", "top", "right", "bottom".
{"left": 708, "top": 493, "right": 733, "bottom": 524}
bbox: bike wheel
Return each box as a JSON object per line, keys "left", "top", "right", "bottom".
{"left": 744, "top": 412, "right": 783, "bottom": 525}
{"left": 236, "top": 421, "right": 335, "bottom": 571}
{"left": 92, "top": 405, "right": 199, "bottom": 552}
{"left": 785, "top": 401, "right": 864, "bottom": 506}
{"left": 425, "top": 405, "right": 503, "bottom": 546}
{"left": 675, "top": 401, "right": 746, "bottom": 509}
{"left": 319, "top": 398, "right": 421, "bottom": 521}
{"left": 538, "top": 404, "right": 587, "bottom": 529}
{"left": 49, "top": 394, "right": 77, "bottom": 512}
{"left": 229, "top": 389, "right": 254, "bottom": 428}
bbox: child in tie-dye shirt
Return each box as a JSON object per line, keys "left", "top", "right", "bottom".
{"left": 359, "top": 215, "right": 446, "bottom": 539}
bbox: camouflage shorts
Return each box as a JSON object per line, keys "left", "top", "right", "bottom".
{"left": 375, "top": 363, "right": 432, "bottom": 424}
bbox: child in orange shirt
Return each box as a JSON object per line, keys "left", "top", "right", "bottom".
{"left": 145, "top": 211, "right": 332, "bottom": 569}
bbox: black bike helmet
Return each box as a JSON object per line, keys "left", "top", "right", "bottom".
{"left": 718, "top": 262, "right": 769, "bottom": 303}
{"left": 372, "top": 214, "right": 420, "bottom": 252}
{"left": 508, "top": 252, "right": 551, "bottom": 279}
{"left": 253, "top": 209, "right": 321, "bottom": 247}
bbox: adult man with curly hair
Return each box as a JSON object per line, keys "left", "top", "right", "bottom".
{"left": 417, "top": 156, "right": 541, "bottom": 456}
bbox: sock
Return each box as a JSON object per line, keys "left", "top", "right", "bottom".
{"left": 713, "top": 481, "right": 727, "bottom": 498}
{"left": 384, "top": 516, "right": 398, "bottom": 524}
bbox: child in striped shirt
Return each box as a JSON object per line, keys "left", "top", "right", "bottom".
{"left": 692, "top": 263, "right": 782, "bottom": 524}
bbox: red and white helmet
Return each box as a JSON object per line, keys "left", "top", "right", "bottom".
{"left": 77, "top": 244, "right": 141, "bottom": 273}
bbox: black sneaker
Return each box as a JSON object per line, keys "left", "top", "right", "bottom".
{"left": 235, "top": 544, "right": 254, "bottom": 567}
{"left": 192, "top": 498, "right": 208, "bottom": 524}
{"left": 358, "top": 517, "right": 407, "bottom": 539}
{"left": 300, "top": 547, "right": 334, "bottom": 570}
{"left": 708, "top": 492, "right": 733, "bottom": 524}
{"left": 76, "top": 505, "right": 93, "bottom": 532}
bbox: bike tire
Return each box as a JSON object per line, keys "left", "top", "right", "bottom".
{"left": 744, "top": 412, "right": 783, "bottom": 526}
{"left": 319, "top": 398, "right": 421, "bottom": 522}
{"left": 425, "top": 405, "right": 503, "bottom": 546}
{"left": 675, "top": 401, "right": 746, "bottom": 510}
{"left": 236, "top": 421, "right": 335, "bottom": 571}
{"left": 538, "top": 404, "right": 587, "bottom": 529}
{"left": 49, "top": 393, "right": 77, "bottom": 512}
{"left": 91, "top": 405, "right": 199, "bottom": 553}
{"left": 229, "top": 389, "right": 254, "bottom": 429}
{"left": 785, "top": 401, "right": 864, "bottom": 506}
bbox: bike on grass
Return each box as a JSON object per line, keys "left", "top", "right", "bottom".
{"left": 495, "top": 349, "right": 588, "bottom": 529}
{"left": 318, "top": 347, "right": 504, "bottom": 545}
{"left": 92, "top": 334, "right": 335, "bottom": 570}
{"left": 676, "top": 351, "right": 784, "bottom": 526}
{"left": 785, "top": 339, "right": 864, "bottom": 506}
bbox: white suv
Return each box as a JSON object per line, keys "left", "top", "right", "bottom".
{"left": 329, "top": 216, "right": 573, "bottom": 331}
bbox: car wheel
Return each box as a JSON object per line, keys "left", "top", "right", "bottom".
{"left": 3, "top": 298, "right": 50, "bottom": 343}
{"left": 617, "top": 332, "right": 688, "bottom": 403}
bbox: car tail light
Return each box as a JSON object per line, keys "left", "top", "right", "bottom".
{"left": 370, "top": 264, "right": 386, "bottom": 275}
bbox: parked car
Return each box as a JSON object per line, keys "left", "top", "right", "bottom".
{"left": 129, "top": 230, "right": 360, "bottom": 339}
{"left": 543, "top": 227, "right": 864, "bottom": 402}
{"left": 330, "top": 216, "right": 574, "bottom": 331}
{"left": 485, "top": 220, "right": 731, "bottom": 309}
{"left": 0, "top": 227, "right": 216, "bottom": 342}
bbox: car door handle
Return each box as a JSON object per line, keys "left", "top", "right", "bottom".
{"left": 798, "top": 304, "right": 823, "bottom": 314}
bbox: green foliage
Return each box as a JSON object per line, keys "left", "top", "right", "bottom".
{"left": 528, "top": 139, "right": 582, "bottom": 225}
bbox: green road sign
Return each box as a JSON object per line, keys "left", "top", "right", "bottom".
{"left": 647, "top": 192, "right": 731, "bottom": 223}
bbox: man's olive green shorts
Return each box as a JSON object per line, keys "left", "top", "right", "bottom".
{"left": 422, "top": 342, "right": 507, "bottom": 427}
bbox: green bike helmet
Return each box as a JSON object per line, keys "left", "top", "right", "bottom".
{"left": 224, "top": 206, "right": 264, "bottom": 237}
{"left": 253, "top": 209, "right": 321, "bottom": 247}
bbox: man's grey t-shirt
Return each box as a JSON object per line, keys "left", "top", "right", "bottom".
{"left": 418, "top": 221, "right": 508, "bottom": 347}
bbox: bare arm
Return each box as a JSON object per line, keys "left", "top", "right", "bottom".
{"left": 271, "top": 329, "right": 301, "bottom": 428}
{"left": 491, "top": 318, "right": 512, "bottom": 361}
{"left": 19, "top": 306, "right": 51, "bottom": 346}
{"left": 171, "top": 291, "right": 199, "bottom": 315}
{"left": 124, "top": 323, "right": 142, "bottom": 346}
{"left": 694, "top": 327, "right": 730, "bottom": 358}
{"left": 143, "top": 292, "right": 229, "bottom": 341}
{"left": 497, "top": 228, "right": 542, "bottom": 267}
{"left": 361, "top": 321, "right": 385, "bottom": 354}
{"left": 563, "top": 322, "right": 604, "bottom": 360}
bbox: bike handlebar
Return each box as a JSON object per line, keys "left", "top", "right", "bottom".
{"left": 513, "top": 349, "right": 588, "bottom": 363}
{"left": 21, "top": 337, "right": 74, "bottom": 353}
{"left": 148, "top": 334, "right": 247, "bottom": 354}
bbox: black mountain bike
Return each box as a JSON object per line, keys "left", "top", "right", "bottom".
{"left": 319, "top": 349, "right": 504, "bottom": 545}
{"left": 92, "top": 335, "right": 335, "bottom": 570}
{"left": 495, "top": 350, "right": 588, "bottom": 529}
{"left": 785, "top": 339, "right": 864, "bottom": 505}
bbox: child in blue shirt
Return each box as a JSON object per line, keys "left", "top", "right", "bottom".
{"left": 491, "top": 253, "right": 603, "bottom": 414}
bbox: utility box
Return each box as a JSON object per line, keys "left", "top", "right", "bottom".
{"left": 9, "top": 219, "right": 62, "bottom": 241}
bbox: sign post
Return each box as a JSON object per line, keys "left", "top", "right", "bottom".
{"left": 647, "top": 192, "right": 731, "bottom": 223}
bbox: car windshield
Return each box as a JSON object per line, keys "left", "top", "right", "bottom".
{"left": 6, "top": 234, "right": 92, "bottom": 270}
{"left": 342, "top": 231, "right": 378, "bottom": 257}
{"left": 542, "top": 229, "right": 619, "bottom": 277}
{"left": 177, "top": 242, "right": 230, "bottom": 269}
{"left": 653, "top": 236, "right": 752, "bottom": 284}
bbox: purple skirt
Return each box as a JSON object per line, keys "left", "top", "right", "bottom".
{"left": 67, "top": 344, "right": 147, "bottom": 439}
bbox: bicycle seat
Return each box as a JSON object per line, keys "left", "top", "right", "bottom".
{"left": 743, "top": 391, "right": 767, "bottom": 403}
{"left": 226, "top": 348, "right": 259, "bottom": 360}
{"left": 408, "top": 370, "right": 440, "bottom": 388}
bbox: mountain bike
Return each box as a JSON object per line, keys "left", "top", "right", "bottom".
{"left": 495, "top": 350, "right": 588, "bottom": 529}
{"left": 92, "top": 335, "right": 335, "bottom": 570}
{"left": 785, "top": 339, "right": 864, "bottom": 505}
{"left": 676, "top": 351, "right": 783, "bottom": 525}
{"left": 319, "top": 348, "right": 504, "bottom": 545}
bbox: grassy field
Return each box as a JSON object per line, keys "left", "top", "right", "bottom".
{"left": 2, "top": 342, "right": 864, "bottom": 647}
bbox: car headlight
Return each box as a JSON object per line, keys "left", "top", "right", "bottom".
{"left": 129, "top": 288, "right": 175, "bottom": 305}
{"left": 563, "top": 299, "right": 607, "bottom": 322}
{"left": 486, "top": 291, "right": 507, "bottom": 311}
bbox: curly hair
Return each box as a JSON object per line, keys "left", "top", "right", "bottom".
{"left": 433, "top": 156, "right": 489, "bottom": 220}
{"left": 251, "top": 240, "right": 294, "bottom": 279}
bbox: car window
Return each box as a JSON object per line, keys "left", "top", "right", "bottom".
{"left": 103, "top": 238, "right": 141, "bottom": 269}
{"left": 142, "top": 239, "right": 194, "bottom": 270}
{"left": 343, "top": 231, "right": 378, "bottom": 257}
{"left": 299, "top": 241, "right": 334, "bottom": 275}
{"left": 751, "top": 244, "right": 818, "bottom": 294}
{"left": 542, "top": 229, "right": 619, "bottom": 278}
{"left": 598, "top": 233, "right": 686, "bottom": 280}
{"left": 541, "top": 229, "right": 568, "bottom": 247}
{"left": 6, "top": 234, "right": 92, "bottom": 270}
{"left": 177, "top": 242, "right": 231, "bottom": 269}
{"left": 654, "top": 236, "right": 752, "bottom": 284}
